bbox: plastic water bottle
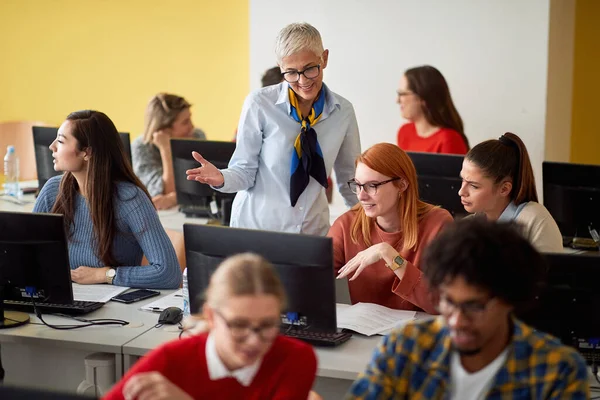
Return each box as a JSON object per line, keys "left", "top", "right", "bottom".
{"left": 3, "top": 145, "right": 19, "bottom": 197}
{"left": 182, "top": 268, "right": 190, "bottom": 317}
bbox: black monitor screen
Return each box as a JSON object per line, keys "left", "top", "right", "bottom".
{"left": 33, "top": 126, "right": 132, "bottom": 192}
{"left": 407, "top": 152, "right": 465, "bottom": 218}
{"left": 183, "top": 224, "right": 337, "bottom": 332}
{"left": 543, "top": 161, "right": 600, "bottom": 239}
{"left": 517, "top": 253, "right": 600, "bottom": 351}
{"left": 171, "top": 139, "right": 236, "bottom": 208}
{"left": 0, "top": 211, "right": 72, "bottom": 304}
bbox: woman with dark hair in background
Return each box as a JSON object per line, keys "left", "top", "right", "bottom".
{"left": 261, "top": 66, "right": 284, "bottom": 87}
{"left": 459, "top": 132, "right": 563, "bottom": 252}
{"left": 33, "top": 110, "right": 181, "bottom": 289}
{"left": 396, "top": 65, "right": 469, "bottom": 154}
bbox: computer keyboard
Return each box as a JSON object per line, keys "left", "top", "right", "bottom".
{"left": 179, "top": 205, "right": 213, "bottom": 218}
{"left": 283, "top": 329, "right": 352, "bottom": 347}
{"left": 4, "top": 300, "right": 104, "bottom": 316}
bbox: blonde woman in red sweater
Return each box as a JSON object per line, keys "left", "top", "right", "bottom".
{"left": 329, "top": 143, "right": 452, "bottom": 313}
{"left": 104, "top": 253, "right": 318, "bottom": 400}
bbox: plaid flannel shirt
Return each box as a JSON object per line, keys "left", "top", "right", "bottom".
{"left": 346, "top": 317, "right": 589, "bottom": 399}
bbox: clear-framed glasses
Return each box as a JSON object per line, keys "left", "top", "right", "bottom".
{"left": 282, "top": 65, "right": 321, "bottom": 83}
{"left": 396, "top": 90, "right": 416, "bottom": 98}
{"left": 436, "top": 296, "right": 496, "bottom": 322}
{"left": 347, "top": 177, "right": 401, "bottom": 196}
{"left": 214, "top": 309, "right": 280, "bottom": 342}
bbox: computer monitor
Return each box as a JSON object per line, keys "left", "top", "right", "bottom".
{"left": 543, "top": 161, "right": 600, "bottom": 242}
{"left": 0, "top": 211, "right": 72, "bottom": 328}
{"left": 119, "top": 131, "right": 132, "bottom": 163}
{"left": 517, "top": 252, "right": 600, "bottom": 362}
{"left": 184, "top": 224, "right": 337, "bottom": 332}
{"left": 171, "top": 139, "right": 236, "bottom": 224}
{"left": 406, "top": 152, "right": 466, "bottom": 218}
{"left": 32, "top": 126, "right": 132, "bottom": 192}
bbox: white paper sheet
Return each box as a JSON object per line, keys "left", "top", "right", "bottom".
{"left": 140, "top": 289, "right": 184, "bottom": 313}
{"left": 337, "top": 302, "right": 416, "bottom": 336}
{"left": 72, "top": 283, "right": 130, "bottom": 303}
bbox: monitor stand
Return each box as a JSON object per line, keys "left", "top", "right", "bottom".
{"left": 0, "top": 286, "right": 30, "bottom": 329}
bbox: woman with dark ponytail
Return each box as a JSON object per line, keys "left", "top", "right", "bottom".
{"left": 458, "top": 132, "right": 562, "bottom": 252}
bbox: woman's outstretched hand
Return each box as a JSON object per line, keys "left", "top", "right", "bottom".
{"left": 185, "top": 151, "right": 225, "bottom": 187}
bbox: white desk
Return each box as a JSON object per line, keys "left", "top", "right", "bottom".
{"left": 0, "top": 291, "right": 176, "bottom": 392}
{"left": 0, "top": 195, "right": 35, "bottom": 213}
{"left": 157, "top": 209, "right": 208, "bottom": 232}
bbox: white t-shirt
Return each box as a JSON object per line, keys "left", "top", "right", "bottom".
{"left": 450, "top": 348, "right": 509, "bottom": 400}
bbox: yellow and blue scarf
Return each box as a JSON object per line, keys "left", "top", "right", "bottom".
{"left": 289, "top": 87, "right": 328, "bottom": 207}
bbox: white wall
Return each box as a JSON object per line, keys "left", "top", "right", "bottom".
{"left": 250, "top": 0, "right": 552, "bottom": 197}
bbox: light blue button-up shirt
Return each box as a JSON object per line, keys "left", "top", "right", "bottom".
{"left": 216, "top": 82, "right": 361, "bottom": 235}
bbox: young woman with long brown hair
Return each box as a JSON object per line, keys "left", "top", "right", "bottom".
{"left": 33, "top": 110, "right": 180, "bottom": 289}
{"left": 104, "top": 253, "right": 318, "bottom": 400}
{"left": 329, "top": 143, "right": 453, "bottom": 313}
{"left": 396, "top": 65, "right": 469, "bottom": 154}
{"left": 459, "top": 132, "right": 563, "bottom": 252}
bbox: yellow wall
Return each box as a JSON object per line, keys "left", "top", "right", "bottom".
{"left": 570, "top": 0, "right": 600, "bottom": 165}
{"left": 0, "top": 0, "right": 249, "bottom": 141}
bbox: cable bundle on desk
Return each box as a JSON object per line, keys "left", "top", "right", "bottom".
{"left": 23, "top": 287, "right": 129, "bottom": 330}
{"left": 32, "top": 302, "right": 129, "bottom": 330}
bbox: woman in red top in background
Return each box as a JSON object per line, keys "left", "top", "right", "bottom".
{"left": 396, "top": 65, "right": 469, "bottom": 155}
{"left": 104, "top": 253, "right": 318, "bottom": 400}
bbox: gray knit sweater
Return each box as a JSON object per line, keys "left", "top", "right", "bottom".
{"left": 132, "top": 129, "right": 207, "bottom": 197}
{"left": 33, "top": 175, "right": 181, "bottom": 289}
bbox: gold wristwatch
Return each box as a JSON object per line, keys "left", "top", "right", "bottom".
{"left": 387, "top": 255, "right": 405, "bottom": 272}
{"left": 106, "top": 268, "right": 116, "bottom": 284}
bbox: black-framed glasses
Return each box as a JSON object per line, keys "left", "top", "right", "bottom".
{"left": 347, "top": 177, "right": 401, "bottom": 196}
{"left": 282, "top": 65, "right": 321, "bottom": 83}
{"left": 213, "top": 309, "right": 280, "bottom": 342}
{"left": 436, "top": 296, "right": 496, "bottom": 321}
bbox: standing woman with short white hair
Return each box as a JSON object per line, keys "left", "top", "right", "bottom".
{"left": 186, "top": 22, "right": 361, "bottom": 235}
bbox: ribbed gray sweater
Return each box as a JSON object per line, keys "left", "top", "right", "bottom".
{"left": 33, "top": 175, "right": 181, "bottom": 289}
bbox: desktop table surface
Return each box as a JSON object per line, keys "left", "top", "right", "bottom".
{"left": 122, "top": 308, "right": 434, "bottom": 381}
{"left": 0, "top": 290, "right": 177, "bottom": 353}
{"left": 122, "top": 326, "right": 383, "bottom": 380}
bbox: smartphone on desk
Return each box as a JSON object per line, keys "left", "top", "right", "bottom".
{"left": 111, "top": 289, "right": 161, "bottom": 304}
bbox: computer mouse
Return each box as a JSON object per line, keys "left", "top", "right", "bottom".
{"left": 158, "top": 307, "right": 183, "bottom": 325}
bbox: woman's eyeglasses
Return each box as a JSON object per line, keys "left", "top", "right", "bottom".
{"left": 282, "top": 65, "right": 321, "bottom": 83}
{"left": 213, "top": 309, "right": 280, "bottom": 342}
{"left": 347, "top": 177, "right": 401, "bottom": 196}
